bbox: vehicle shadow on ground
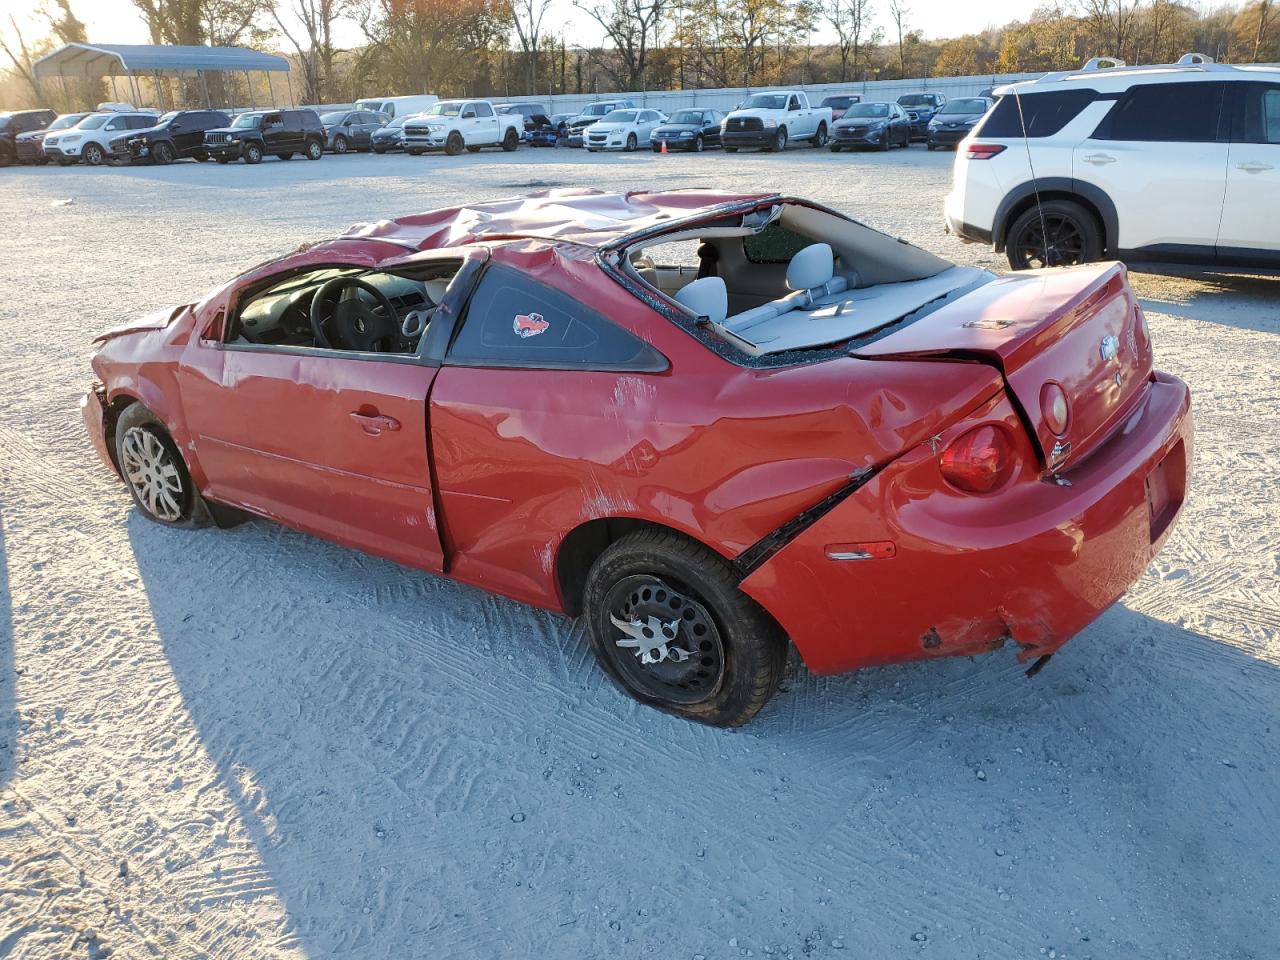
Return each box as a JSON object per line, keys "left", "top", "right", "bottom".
{"left": 1131, "top": 266, "right": 1280, "bottom": 334}
{"left": 0, "top": 514, "right": 14, "bottom": 788}
{"left": 127, "top": 513, "right": 1280, "bottom": 959}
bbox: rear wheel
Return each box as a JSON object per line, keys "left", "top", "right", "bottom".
{"left": 501, "top": 128, "right": 520, "bottom": 151}
{"left": 1006, "top": 199, "right": 1103, "bottom": 271}
{"left": 812, "top": 123, "right": 827, "bottom": 147}
{"left": 305, "top": 138, "right": 323, "bottom": 160}
{"left": 444, "top": 132, "right": 464, "bottom": 156}
{"left": 582, "top": 529, "right": 787, "bottom": 727}
{"left": 114, "top": 404, "right": 197, "bottom": 526}
{"left": 152, "top": 142, "right": 174, "bottom": 165}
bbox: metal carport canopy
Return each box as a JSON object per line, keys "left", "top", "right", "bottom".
{"left": 32, "top": 43, "right": 289, "bottom": 81}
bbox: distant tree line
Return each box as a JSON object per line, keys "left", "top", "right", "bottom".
{"left": 2, "top": 0, "right": 1277, "bottom": 110}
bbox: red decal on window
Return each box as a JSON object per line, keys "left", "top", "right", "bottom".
{"left": 513, "top": 312, "right": 549, "bottom": 338}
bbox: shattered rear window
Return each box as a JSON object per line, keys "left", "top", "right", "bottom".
{"left": 743, "top": 223, "right": 813, "bottom": 264}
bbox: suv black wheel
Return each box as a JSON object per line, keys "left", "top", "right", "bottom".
{"left": 501, "top": 128, "right": 520, "bottom": 151}
{"left": 305, "top": 139, "right": 323, "bottom": 160}
{"left": 582, "top": 529, "right": 788, "bottom": 726}
{"left": 444, "top": 132, "right": 464, "bottom": 156}
{"left": 114, "top": 404, "right": 197, "bottom": 526}
{"left": 244, "top": 142, "right": 263, "bottom": 164}
{"left": 1006, "top": 199, "right": 1103, "bottom": 271}
{"left": 152, "top": 141, "right": 173, "bottom": 165}
{"left": 332, "top": 134, "right": 348, "bottom": 154}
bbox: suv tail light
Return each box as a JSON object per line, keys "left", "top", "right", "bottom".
{"left": 966, "top": 143, "right": 1006, "bottom": 160}
{"left": 939, "top": 424, "right": 1016, "bottom": 493}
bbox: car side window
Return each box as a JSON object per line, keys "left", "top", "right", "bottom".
{"left": 981, "top": 89, "right": 1097, "bottom": 138}
{"left": 1237, "top": 82, "right": 1280, "bottom": 144}
{"left": 449, "top": 264, "right": 665, "bottom": 371}
{"left": 1093, "top": 81, "right": 1227, "bottom": 142}
{"left": 475, "top": 102, "right": 494, "bottom": 118}
{"left": 788, "top": 96, "right": 800, "bottom": 110}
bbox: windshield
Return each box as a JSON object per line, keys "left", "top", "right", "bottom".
{"left": 604, "top": 110, "right": 637, "bottom": 123}
{"left": 897, "top": 95, "right": 934, "bottom": 107}
{"left": 355, "top": 100, "right": 385, "bottom": 112}
{"left": 846, "top": 103, "right": 889, "bottom": 118}
{"left": 49, "top": 114, "right": 85, "bottom": 130}
{"left": 424, "top": 101, "right": 464, "bottom": 117}
{"left": 741, "top": 94, "right": 788, "bottom": 110}
{"left": 821, "top": 96, "right": 855, "bottom": 108}
{"left": 232, "top": 113, "right": 262, "bottom": 129}
{"left": 157, "top": 111, "right": 179, "bottom": 124}
{"left": 669, "top": 110, "right": 704, "bottom": 124}
{"left": 79, "top": 115, "right": 110, "bottom": 130}
{"left": 940, "top": 98, "right": 989, "bottom": 115}
{"left": 320, "top": 111, "right": 348, "bottom": 125}
{"left": 583, "top": 103, "right": 619, "bottom": 116}
{"left": 387, "top": 114, "right": 415, "bottom": 128}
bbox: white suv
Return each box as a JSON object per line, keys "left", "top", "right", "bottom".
{"left": 945, "top": 54, "right": 1280, "bottom": 270}
{"left": 42, "top": 109, "right": 159, "bottom": 166}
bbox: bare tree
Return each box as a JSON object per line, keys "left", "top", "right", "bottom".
{"left": 271, "top": 0, "right": 342, "bottom": 103}
{"left": 823, "top": 0, "right": 873, "bottom": 81}
{"left": 0, "top": 15, "right": 43, "bottom": 101}
{"left": 1253, "top": 0, "right": 1274, "bottom": 59}
{"left": 888, "top": 0, "right": 909, "bottom": 76}
{"left": 1080, "top": 0, "right": 1142, "bottom": 60}
{"left": 509, "top": 0, "right": 551, "bottom": 93}
{"left": 574, "top": 0, "right": 666, "bottom": 89}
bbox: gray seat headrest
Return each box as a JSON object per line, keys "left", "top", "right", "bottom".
{"left": 786, "top": 243, "right": 834, "bottom": 291}
{"left": 674, "top": 276, "right": 728, "bottom": 324}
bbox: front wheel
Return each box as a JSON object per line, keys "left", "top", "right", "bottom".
{"left": 332, "top": 134, "right": 348, "bottom": 154}
{"left": 152, "top": 142, "right": 174, "bottom": 165}
{"left": 812, "top": 123, "right": 827, "bottom": 147}
{"left": 115, "top": 404, "right": 197, "bottom": 526}
{"left": 244, "top": 142, "right": 263, "bottom": 164}
{"left": 444, "top": 132, "right": 464, "bottom": 156}
{"left": 82, "top": 143, "right": 105, "bottom": 165}
{"left": 625, "top": 132, "right": 637, "bottom": 152}
{"left": 693, "top": 135, "right": 704, "bottom": 152}
{"left": 1005, "top": 199, "right": 1103, "bottom": 271}
{"left": 501, "top": 128, "right": 519, "bottom": 151}
{"left": 582, "top": 529, "right": 788, "bottom": 726}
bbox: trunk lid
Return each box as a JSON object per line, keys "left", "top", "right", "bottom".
{"left": 852, "top": 262, "right": 1152, "bottom": 471}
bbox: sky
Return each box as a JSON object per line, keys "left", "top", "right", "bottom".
{"left": 0, "top": 0, "right": 1039, "bottom": 59}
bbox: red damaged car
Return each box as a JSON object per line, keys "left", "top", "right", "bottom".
{"left": 82, "top": 190, "right": 1191, "bottom": 725}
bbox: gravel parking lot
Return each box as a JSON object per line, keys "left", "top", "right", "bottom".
{"left": 1, "top": 144, "right": 1278, "bottom": 960}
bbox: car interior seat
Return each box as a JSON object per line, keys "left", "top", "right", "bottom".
{"left": 674, "top": 276, "right": 728, "bottom": 323}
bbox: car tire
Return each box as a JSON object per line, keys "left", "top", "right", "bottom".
{"left": 152, "top": 142, "right": 173, "bottom": 165}
{"left": 1006, "top": 199, "right": 1103, "bottom": 271}
{"left": 82, "top": 143, "right": 105, "bottom": 165}
{"left": 332, "top": 134, "right": 348, "bottom": 154}
{"left": 652, "top": 144, "right": 661, "bottom": 153}
{"left": 830, "top": 144, "right": 842, "bottom": 152}
{"left": 724, "top": 146, "right": 737, "bottom": 153}
{"left": 244, "top": 142, "right": 263, "bottom": 164}
{"left": 501, "top": 128, "right": 519, "bottom": 151}
{"left": 625, "top": 133, "right": 637, "bottom": 152}
{"left": 305, "top": 139, "right": 323, "bottom": 160}
{"left": 812, "top": 123, "right": 827, "bottom": 147}
{"left": 694, "top": 134, "right": 704, "bottom": 152}
{"left": 582, "top": 528, "right": 788, "bottom": 727}
{"left": 444, "top": 132, "right": 464, "bottom": 156}
{"left": 114, "top": 404, "right": 199, "bottom": 527}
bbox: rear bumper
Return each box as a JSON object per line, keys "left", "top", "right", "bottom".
{"left": 741, "top": 373, "right": 1192, "bottom": 675}
{"left": 944, "top": 205, "right": 993, "bottom": 245}
{"left": 80, "top": 385, "right": 120, "bottom": 480}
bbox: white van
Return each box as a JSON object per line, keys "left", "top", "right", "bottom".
{"left": 354, "top": 95, "right": 439, "bottom": 120}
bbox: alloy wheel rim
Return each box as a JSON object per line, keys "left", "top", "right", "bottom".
{"left": 603, "top": 575, "right": 725, "bottom": 704}
{"left": 1016, "top": 215, "right": 1085, "bottom": 269}
{"left": 121, "top": 427, "right": 185, "bottom": 521}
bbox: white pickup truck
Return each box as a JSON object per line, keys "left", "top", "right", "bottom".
{"left": 720, "top": 91, "right": 832, "bottom": 152}
{"left": 402, "top": 100, "right": 523, "bottom": 156}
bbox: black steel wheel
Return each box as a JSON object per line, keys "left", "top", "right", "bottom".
{"left": 1006, "top": 199, "right": 1102, "bottom": 271}
{"left": 501, "top": 128, "right": 520, "bottom": 151}
{"left": 583, "top": 528, "right": 787, "bottom": 726}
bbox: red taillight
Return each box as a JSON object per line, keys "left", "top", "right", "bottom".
{"left": 966, "top": 143, "right": 1006, "bottom": 160}
{"left": 939, "top": 424, "right": 1016, "bottom": 493}
{"left": 1040, "top": 381, "right": 1070, "bottom": 436}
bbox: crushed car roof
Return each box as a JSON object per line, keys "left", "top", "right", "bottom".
{"left": 342, "top": 188, "right": 778, "bottom": 251}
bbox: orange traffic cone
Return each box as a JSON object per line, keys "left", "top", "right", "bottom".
{"left": 660, "top": 139, "right": 668, "bottom": 154}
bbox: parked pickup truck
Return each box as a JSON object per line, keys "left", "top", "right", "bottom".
{"left": 402, "top": 100, "right": 523, "bottom": 156}
{"left": 721, "top": 91, "right": 831, "bottom": 152}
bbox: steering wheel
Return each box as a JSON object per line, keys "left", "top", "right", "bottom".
{"left": 310, "top": 276, "right": 400, "bottom": 351}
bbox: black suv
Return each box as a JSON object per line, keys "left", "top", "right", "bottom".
{"left": 896, "top": 93, "right": 947, "bottom": 140}
{"left": 113, "top": 109, "right": 231, "bottom": 164}
{"left": 496, "top": 102, "right": 550, "bottom": 139}
{"left": 0, "top": 109, "right": 56, "bottom": 165}
{"left": 204, "top": 109, "right": 325, "bottom": 164}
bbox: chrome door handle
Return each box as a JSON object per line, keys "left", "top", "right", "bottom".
{"left": 350, "top": 412, "right": 401, "bottom": 436}
{"left": 1084, "top": 153, "right": 1117, "bottom": 165}
{"left": 1236, "top": 161, "right": 1275, "bottom": 173}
